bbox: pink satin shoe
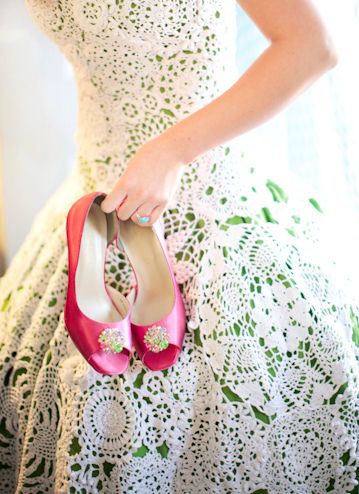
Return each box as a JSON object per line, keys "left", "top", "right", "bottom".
{"left": 117, "top": 218, "right": 186, "bottom": 371}
{"left": 64, "top": 191, "right": 133, "bottom": 375}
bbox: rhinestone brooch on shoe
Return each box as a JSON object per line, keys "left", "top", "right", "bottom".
{"left": 144, "top": 325, "right": 169, "bottom": 353}
{"left": 98, "top": 328, "right": 124, "bottom": 354}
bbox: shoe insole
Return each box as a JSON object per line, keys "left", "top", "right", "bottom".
{"left": 76, "top": 203, "right": 130, "bottom": 322}
{"left": 119, "top": 219, "right": 175, "bottom": 326}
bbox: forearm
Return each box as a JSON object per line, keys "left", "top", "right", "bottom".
{"left": 159, "top": 37, "right": 338, "bottom": 165}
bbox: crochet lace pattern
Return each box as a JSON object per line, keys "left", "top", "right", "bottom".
{"left": 0, "top": 0, "right": 358, "bottom": 492}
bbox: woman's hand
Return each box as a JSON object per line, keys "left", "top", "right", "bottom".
{"left": 100, "top": 133, "right": 186, "bottom": 226}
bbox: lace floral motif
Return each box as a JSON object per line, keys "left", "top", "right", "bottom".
{"left": 1, "top": 1, "right": 358, "bottom": 493}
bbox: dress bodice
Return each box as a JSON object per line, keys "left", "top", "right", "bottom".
{"left": 25, "top": 0, "right": 240, "bottom": 184}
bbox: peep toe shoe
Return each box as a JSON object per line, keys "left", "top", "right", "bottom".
{"left": 64, "top": 191, "right": 133, "bottom": 375}
{"left": 117, "top": 218, "right": 186, "bottom": 371}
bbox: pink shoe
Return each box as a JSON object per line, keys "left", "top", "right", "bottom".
{"left": 117, "top": 218, "right": 186, "bottom": 371}
{"left": 64, "top": 191, "right": 133, "bottom": 375}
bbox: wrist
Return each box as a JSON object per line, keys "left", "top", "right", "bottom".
{"left": 156, "top": 121, "right": 199, "bottom": 167}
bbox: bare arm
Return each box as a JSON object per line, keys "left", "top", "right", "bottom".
{"left": 101, "top": 0, "right": 338, "bottom": 223}
{"left": 159, "top": 0, "right": 338, "bottom": 165}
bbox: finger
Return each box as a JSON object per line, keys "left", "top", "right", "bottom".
{"left": 116, "top": 196, "right": 146, "bottom": 221}
{"left": 148, "top": 204, "right": 165, "bottom": 225}
{"left": 131, "top": 202, "right": 164, "bottom": 226}
{"left": 129, "top": 201, "right": 157, "bottom": 226}
{"left": 101, "top": 184, "right": 128, "bottom": 213}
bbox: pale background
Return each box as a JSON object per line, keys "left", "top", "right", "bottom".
{"left": 0, "top": 0, "right": 358, "bottom": 273}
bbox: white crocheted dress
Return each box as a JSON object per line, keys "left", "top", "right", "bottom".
{"left": 0, "top": 1, "right": 358, "bottom": 493}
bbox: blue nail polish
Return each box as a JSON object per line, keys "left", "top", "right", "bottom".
{"left": 138, "top": 216, "right": 150, "bottom": 223}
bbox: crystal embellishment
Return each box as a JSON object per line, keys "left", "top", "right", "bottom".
{"left": 98, "top": 327, "right": 124, "bottom": 354}
{"left": 143, "top": 325, "right": 169, "bottom": 353}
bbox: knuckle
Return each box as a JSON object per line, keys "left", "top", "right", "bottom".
{"left": 136, "top": 187, "right": 147, "bottom": 199}
{"left": 155, "top": 194, "right": 167, "bottom": 203}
